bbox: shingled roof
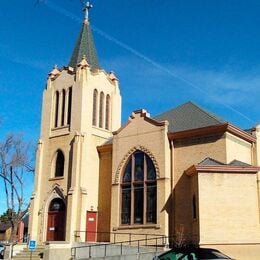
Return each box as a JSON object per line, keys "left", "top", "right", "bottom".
{"left": 154, "top": 101, "right": 226, "bottom": 132}
{"left": 69, "top": 21, "right": 100, "bottom": 69}
{"left": 198, "top": 157, "right": 252, "bottom": 167}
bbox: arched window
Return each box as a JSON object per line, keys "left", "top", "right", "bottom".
{"left": 67, "top": 87, "right": 72, "bottom": 125}
{"left": 105, "top": 95, "right": 110, "bottom": 130}
{"left": 49, "top": 198, "right": 65, "bottom": 212}
{"left": 92, "top": 89, "right": 98, "bottom": 126}
{"left": 99, "top": 92, "right": 104, "bottom": 128}
{"left": 54, "top": 91, "right": 59, "bottom": 128}
{"left": 121, "top": 151, "right": 157, "bottom": 225}
{"left": 55, "top": 150, "right": 65, "bottom": 177}
{"left": 61, "top": 89, "right": 66, "bottom": 126}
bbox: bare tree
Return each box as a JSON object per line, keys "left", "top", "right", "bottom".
{"left": 0, "top": 134, "right": 34, "bottom": 242}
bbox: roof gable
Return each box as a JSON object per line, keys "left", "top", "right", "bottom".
{"left": 113, "top": 109, "right": 168, "bottom": 136}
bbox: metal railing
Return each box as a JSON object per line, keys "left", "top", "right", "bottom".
{"left": 74, "top": 230, "right": 165, "bottom": 244}
{"left": 71, "top": 234, "right": 167, "bottom": 259}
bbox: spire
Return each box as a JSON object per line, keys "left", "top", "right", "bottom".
{"left": 68, "top": 2, "right": 100, "bottom": 69}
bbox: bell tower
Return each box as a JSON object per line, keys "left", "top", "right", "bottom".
{"left": 29, "top": 3, "right": 121, "bottom": 243}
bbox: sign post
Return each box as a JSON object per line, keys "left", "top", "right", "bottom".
{"left": 28, "top": 240, "right": 37, "bottom": 260}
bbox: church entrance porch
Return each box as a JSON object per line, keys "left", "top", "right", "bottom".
{"left": 46, "top": 198, "right": 66, "bottom": 241}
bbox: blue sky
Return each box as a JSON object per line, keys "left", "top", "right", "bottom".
{"left": 0, "top": 0, "right": 260, "bottom": 213}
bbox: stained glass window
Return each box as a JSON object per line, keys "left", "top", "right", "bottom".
{"left": 121, "top": 151, "right": 157, "bottom": 225}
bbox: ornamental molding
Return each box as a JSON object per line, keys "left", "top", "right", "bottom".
{"left": 114, "top": 145, "right": 160, "bottom": 184}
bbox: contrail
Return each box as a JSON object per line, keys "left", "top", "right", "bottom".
{"left": 41, "top": 0, "right": 254, "bottom": 124}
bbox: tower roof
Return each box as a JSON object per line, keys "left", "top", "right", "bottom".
{"left": 68, "top": 20, "right": 100, "bottom": 69}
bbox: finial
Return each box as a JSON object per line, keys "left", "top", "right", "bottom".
{"left": 48, "top": 65, "right": 60, "bottom": 80}
{"left": 109, "top": 71, "right": 118, "bottom": 81}
{"left": 77, "top": 55, "right": 90, "bottom": 68}
{"left": 83, "top": 1, "right": 93, "bottom": 22}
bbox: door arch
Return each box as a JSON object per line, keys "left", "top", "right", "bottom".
{"left": 46, "top": 198, "right": 66, "bottom": 241}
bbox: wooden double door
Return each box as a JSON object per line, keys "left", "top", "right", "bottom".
{"left": 46, "top": 199, "right": 66, "bottom": 241}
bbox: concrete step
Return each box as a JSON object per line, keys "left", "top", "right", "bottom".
{"left": 79, "top": 250, "right": 165, "bottom": 260}
{"left": 12, "top": 256, "right": 42, "bottom": 260}
{"left": 12, "top": 246, "right": 44, "bottom": 260}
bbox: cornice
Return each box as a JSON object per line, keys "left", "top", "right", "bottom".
{"left": 168, "top": 123, "right": 256, "bottom": 143}
{"left": 185, "top": 164, "right": 260, "bottom": 176}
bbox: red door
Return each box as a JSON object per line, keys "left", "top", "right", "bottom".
{"left": 47, "top": 198, "right": 66, "bottom": 241}
{"left": 47, "top": 211, "right": 65, "bottom": 241}
{"left": 86, "top": 211, "right": 97, "bottom": 242}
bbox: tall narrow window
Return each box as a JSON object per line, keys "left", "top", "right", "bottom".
{"left": 105, "top": 95, "right": 110, "bottom": 130}
{"left": 61, "top": 89, "right": 66, "bottom": 126}
{"left": 55, "top": 150, "right": 65, "bottom": 177}
{"left": 54, "top": 91, "right": 59, "bottom": 128}
{"left": 92, "top": 89, "right": 98, "bottom": 126}
{"left": 67, "top": 87, "right": 72, "bottom": 125}
{"left": 121, "top": 151, "right": 157, "bottom": 225}
{"left": 99, "top": 92, "right": 104, "bottom": 128}
{"left": 192, "top": 195, "right": 197, "bottom": 219}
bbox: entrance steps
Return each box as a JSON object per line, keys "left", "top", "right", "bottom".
{"left": 12, "top": 245, "right": 45, "bottom": 260}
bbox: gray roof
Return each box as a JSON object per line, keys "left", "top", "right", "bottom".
{"left": 154, "top": 101, "right": 226, "bottom": 132}
{"left": 229, "top": 160, "right": 251, "bottom": 167}
{"left": 69, "top": 21, "right": 100, "bottom": 69}
{"left": 199, "top": 157, "right": 225, "bottom": 166}
{"left": 198, "top": 157, "right": 252, "bottom": 167}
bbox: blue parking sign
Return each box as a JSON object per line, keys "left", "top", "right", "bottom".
{"left": 28, "top": 240, "right": 36, "bottom": 251}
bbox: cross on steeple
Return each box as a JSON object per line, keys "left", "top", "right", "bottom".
{"left": 83, "top": 1, "right": 93, "bottom": 22}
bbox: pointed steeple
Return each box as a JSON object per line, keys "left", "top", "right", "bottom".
{"left": 68, "top": 3, "right": 100, "bottom": 69}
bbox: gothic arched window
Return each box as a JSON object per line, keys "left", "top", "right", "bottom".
{"left": 121, "top": 151, "right": 157, "bottom": 225}
{"left": 92, "top": 89, "right": 98, "bottom": 126}
{"left": 105, "top": 94, "right": 110, "bottom": 130}
{"left": 54, "top": 91, "right": 59, "bottom": 128}
{"left": 67, "top": 87, "right": 72, "bottom": 125}
{"left": 55, "top": 150, "right": 65, "bottom": 177}
{"left": 61, "top": 89, "right": 66, "bottom": 126}
{"left": 99, "top": 92, "right": 104, "bottom": 128}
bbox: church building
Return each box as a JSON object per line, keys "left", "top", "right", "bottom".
{"left": 29, "top": 5, "right": 260, "bottom": 259}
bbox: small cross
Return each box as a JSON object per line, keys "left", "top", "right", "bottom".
{"left": 83, "top": 1, "right": 93, "bottom": 21}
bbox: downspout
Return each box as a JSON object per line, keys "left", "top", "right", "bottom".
{"left": 169, "top": 139, "right": 175, "bottom": 243}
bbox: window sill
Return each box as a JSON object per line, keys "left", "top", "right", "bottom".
{"left": 113, "top": 224, "right": 160, "bottom": 231}
{"left": 49, "top": 177, "right": 64, "bottom": 181}
{"left": 50, "top": 125, "right": 70, "bottom": 138}
{"left": 92, "top": 125, "right": 111, "bottom": 133}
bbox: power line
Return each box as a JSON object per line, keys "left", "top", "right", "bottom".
{"left": 41, "top": 0, "right": 255, "bottom": 124}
